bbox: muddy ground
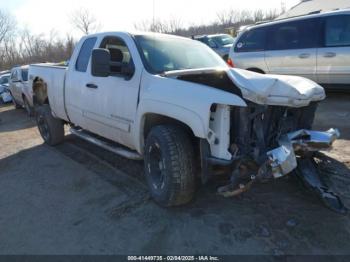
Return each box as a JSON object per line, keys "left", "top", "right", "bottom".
{"left": 0, "top": 93, "right": 349, "bottom": 255}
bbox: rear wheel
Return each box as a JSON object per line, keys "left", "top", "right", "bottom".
{"left": 144, "top": 125, "right": 196, "bottom": 207}
{"left": 36, "top": 105, "right": 64, "bottom": 146}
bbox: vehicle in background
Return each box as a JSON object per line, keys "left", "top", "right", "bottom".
{"left": 0, "top": 73, "right": 10, "bottom": 93}
{"left": 229, "top": 10, "right": 350, "bottom": 90}
{"left": 193, "top": 34, "right": 235, "bottom": 61}
{"left": 27, "top": 32, "right": 344, "bottom": 212}
{"left": 9, "top": 65, "right": 34, "bottom": 116}
{"left": 0, "top": 73, "right": 12, "bottom": 103}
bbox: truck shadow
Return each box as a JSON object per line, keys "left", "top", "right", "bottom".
{"left": 1, "top": 140, "right": 350, "bottom": 254}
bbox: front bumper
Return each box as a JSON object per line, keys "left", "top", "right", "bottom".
{"left": 267, "top": 128, "right": 340, "bottom": 178}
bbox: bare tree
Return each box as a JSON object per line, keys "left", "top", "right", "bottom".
{"left": 70, "top": 8, "right": 101, "bottom": 35}
{"left": 216, "top": 9, "right": 236, "bottom": 26}
{"left": 134, "top": 18, "right": 183, "bottom": 35}
{"left": 0, "top": 9, "right": 16, "bottom": 43}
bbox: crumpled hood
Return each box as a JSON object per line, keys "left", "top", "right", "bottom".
{"left": 228, "top": 68, "right": 325, "bottom": 107}
{"left": 164, "top": 67, "right": 326, "bottom": 108}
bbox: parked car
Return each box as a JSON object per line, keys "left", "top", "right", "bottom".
{"left": 194, "top": 34, "right": 235, "bottom": 61}
{"left": 9, "top": 65, "right": 34, "bottom": 115}
{"left": 0, "top": 73, "right": 12, "bottom": 103}
{"left": 0, "top": 73, "right": 10, "bottom": 93}
{"left": 28, "top": 32, "right": 344, "bottom": 212}
{"left": 229, "top": 10, "right": 350, "bottom": 89}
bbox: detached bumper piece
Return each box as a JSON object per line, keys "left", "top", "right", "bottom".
{"left": 218, "top": 128, "right": 347, "bottom": 213}
{"left": 295, "top": 158, "right": 347, "bottom": 214}
{"left": 267, "top": 128, "right": 340, "bottom": 178}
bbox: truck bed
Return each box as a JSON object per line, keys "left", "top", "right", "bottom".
{"left": 29, "top": 63, "right": 69, "bottom": 121}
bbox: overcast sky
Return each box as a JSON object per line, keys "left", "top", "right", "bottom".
{"left": 1, "top": 0, "right": 300, "bottom": 37}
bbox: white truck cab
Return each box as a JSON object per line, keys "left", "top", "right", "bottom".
{"left": 28, "top": 32, "right": 345, "bottom": 212}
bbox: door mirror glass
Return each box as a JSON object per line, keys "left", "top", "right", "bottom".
{"left": 91, "top": 48, "right": 111, "bottom": 77}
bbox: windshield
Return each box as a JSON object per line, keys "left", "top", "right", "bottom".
{"left": 134, "top": 35, "right": 227, "bottom": 74}
{"left": 212, "top": 35, "right": 235, "bottom": 46}
{"left": 0, "top": 75, "right": 9, "bottom": 85}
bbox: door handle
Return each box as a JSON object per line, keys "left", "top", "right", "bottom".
{"left": 323, "top": 52, "right": 336, "bottom": 58}
{"left": 86, "top": 83, "right": 98, "bottom": 89}
{"left": 299, "top": 53, "right": 310, "bottom": 59}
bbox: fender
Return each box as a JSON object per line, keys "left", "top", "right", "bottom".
{"left": 133, "top": 72, "right": 247, "bottom": 153}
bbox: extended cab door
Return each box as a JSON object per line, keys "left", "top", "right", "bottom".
{"left": 65, "top": 37, "right": 98, "bottom": 128}
{"left": 317, "top": 15, "right": 350, "bottom": 85}
{"left": 81, "top": 35, "right": 142, "bottom": 149}
{"left": 264, "top": 18, "right": 320, "bottom": 81}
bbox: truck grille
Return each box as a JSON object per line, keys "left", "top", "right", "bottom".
{"left": 231, "top": 102, "right": 318, "bottom": 163}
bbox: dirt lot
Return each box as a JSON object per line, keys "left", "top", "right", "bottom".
{"left": 0, "top": 93, "right": 349, "bottom": 255}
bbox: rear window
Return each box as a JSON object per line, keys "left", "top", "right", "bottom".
{"left": 267, "top": 18, "right": 319, "bottom": 50}
{"left": 325, "top": 15, "right": 350, "bottom": 47}
{"left": 235, "top": 28, "right": 266, "bottom": 52}
{"left": 75, "top": 37, "right": 97, "bottom": 72}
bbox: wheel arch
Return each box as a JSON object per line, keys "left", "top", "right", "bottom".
{"left": 136, "top": 111, "right": 204, "bottom": 155}
{"left": 246, "top": 68, "right": 265, "bottom": 74}
{"left": 32, "top": 77, "right": 49, "bottom": 106}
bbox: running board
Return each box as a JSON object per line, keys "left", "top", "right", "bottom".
{"left": 70, "top": 128, "right": 143, "bottom": 161}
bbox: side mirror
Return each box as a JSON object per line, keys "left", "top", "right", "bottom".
{"left": 91, "top": 48, "right": 111, "bottom": 77}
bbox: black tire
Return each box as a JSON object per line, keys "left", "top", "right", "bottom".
{"left": 36, "top": 104, "right": 64, "bottom": 146}
{"left": 144, "top": 125, "right": 196, "bottom": 207}
{"left": 23, "top": 96, "right": 34, "bottom": 117}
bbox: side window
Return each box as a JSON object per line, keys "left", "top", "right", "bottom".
{"left": 267, "top": 19, "right": 319, "bottom": 50}
{"left": 207, "top": 38, "right": 217, "bottom": 48}
{"left": 10, "top": 70, "right": 17, "bottom": 81}
{"left": 21, "top": 69, "right": 28, "bottom": 82}
{"left": 99, "top": 36, "right": 134, "bottom": 76}
{"left": 325, "top": 15, "right": 350, "bottom": 47}
{"left": 75, "top": 37, "right": 97, "bottom": 72}
{"left": 235, "top": 28, "right": 266, "bottom": 52}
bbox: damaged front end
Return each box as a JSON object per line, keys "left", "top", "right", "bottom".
{"left": 168, "top": 67, "right": 346, "bottom": 213}
{"left": 205, "top": 102, "right": 346, "bottom": 213}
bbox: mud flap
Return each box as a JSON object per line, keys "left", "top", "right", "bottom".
{"left": 294, "top": 158, "right": 347, "bottom": 214}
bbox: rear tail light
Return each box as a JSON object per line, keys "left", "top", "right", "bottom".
{"left": 227, "top": 58, "right": 234, "bottom": 68}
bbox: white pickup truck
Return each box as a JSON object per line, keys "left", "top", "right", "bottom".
{"left": 28, "top": 32, "right": 346, "bottom": 212}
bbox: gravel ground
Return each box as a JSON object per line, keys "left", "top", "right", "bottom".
{"left": 0, "top": 93, "right": 349, "bottom": 255}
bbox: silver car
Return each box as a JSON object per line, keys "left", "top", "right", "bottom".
{"left": 229, "top": 10, "right": 350, "bottom": 89}
{"left": 194, "top": 34, "right": 235, "bottom": 61}
{"left": 0, "top": 73, "right": 12, "bottom": 103}
{"left": 9, "top": 65, "right": 34, "bottom": 116}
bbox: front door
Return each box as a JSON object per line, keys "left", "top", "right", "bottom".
{"left": 81, "top": 35, "right": 141, "bottom": 148}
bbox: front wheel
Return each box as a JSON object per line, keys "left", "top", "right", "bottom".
{"left": 144, "top": 125, "right": 196, "bottom": 207}
{"left": 36, "top": 105, "right": 64, "bottom": 146}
